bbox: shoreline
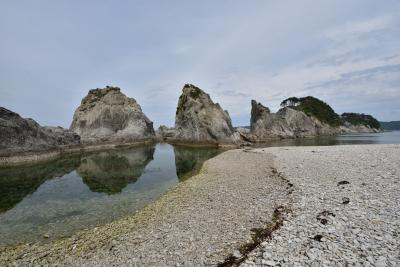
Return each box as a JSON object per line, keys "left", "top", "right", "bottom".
{"left": 0, "top": 140, "right": 156, "bottom": 167}
{"left": 0, "top": 130, "right": 385, "bottom": 167}
{"left": 0, "top": 144, "right": 399, "bottom": 266}
{"left": 0, "top": 148, "right": 291, "bottom": 266}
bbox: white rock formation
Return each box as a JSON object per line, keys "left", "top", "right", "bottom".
{"left": 70, "top": 86, "right": 155, "bottom": 144}
{"left": 174, "top": 84, "right": 241, "bottom": 145}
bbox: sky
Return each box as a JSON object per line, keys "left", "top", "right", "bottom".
{"left": 1, "top": 0, "right": 399, "bottom": 128}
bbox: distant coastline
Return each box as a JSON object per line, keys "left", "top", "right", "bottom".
{"left": 380, "top": 121, "right": 400, "bottom": 131}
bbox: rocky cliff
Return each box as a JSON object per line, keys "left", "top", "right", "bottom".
{"left": 174, "top": 84, "right": 241, "bottom": 145}
{"left": 0, "top": 107, "right": 80, "bottom": 153}
{"left": 340, "top": 122, "right": 381, "bottom": 133}
{"left": 249, "top": 99, "right": 382, "bottom": 141}
{"left": 70, "top": 86, "right": 155, "bottom": 144}
{"left": 249, "top": 100, "right": 337, "bottom": 141}
{"left": 341, "top": 113, "right": 381, "bottom": 132}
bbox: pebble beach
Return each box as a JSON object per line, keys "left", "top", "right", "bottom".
{"left": 0, "top": 144, "right": 399, "bottom": 266}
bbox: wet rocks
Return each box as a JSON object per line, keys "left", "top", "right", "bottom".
{"left": 342, "top": 197, "right": 350, "bottom": 204}
{"left": 0, "top": 107, "right": 80, "bottom": 153}
{"left": 174, "top": 84, "right": 241, "bottom": 145}
{"left": 338, "top": 180, "right": 350, "bottom": 186}
{"left": 316, "top": 210, "right": 336, "bottom": 225}
{"left": 70, "top": 86, "right": 155, "bottom": 144}
{"left": 312, "top": 234, "right": 323, "bottom": 242}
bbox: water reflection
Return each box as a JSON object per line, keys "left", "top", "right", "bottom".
{"left": 78, "top": 146, "right": 155, "bottom": 194}
{"left": 0, "top": 158, "right": 80, "bottom": 213}
{"left": 174, "top": 146, "right": 221, "bottom": 180}
{"left": 1, "top": 132, "right": 398, "bottom": 246}
{"left": 254, "top": 131, "right": 400, "bottom": 147}
{"left": 0, "top": 144, "right": 222, "bottom": 246}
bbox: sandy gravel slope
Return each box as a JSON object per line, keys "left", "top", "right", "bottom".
{"left": 242, "top": 145, "right": 400, "bottom": 267}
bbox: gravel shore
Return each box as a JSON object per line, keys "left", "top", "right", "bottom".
{"left": 0, "top": 144, "right": 398, "bottom": 266}
{"left": 0, "top": 149, "right": 290, "bottom": 266}
{"left": 242, "top": 144, "right": 400, "bottom": 267}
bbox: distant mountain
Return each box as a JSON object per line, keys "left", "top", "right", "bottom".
{"left": 379, "top": 121, "right": 400, "bottom": 130}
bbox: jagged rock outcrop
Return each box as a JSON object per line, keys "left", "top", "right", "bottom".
{"left": 174, "top": 84, "right": 241, "bottom": 145}
{"left": 0, "top": 107, "right": 80, "bottom": 153}
{"left": 249, "top": 100, "right": 337, "bottom": 141}
{"left": 155, "top": 125, "right": 176, "bottom": 141}
{"left": 70, "top": 86, "right": 155, "bottom": 144}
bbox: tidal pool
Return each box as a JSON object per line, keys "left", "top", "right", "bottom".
{"left": 0, "top": 143, "right": 222, "bottom": 246}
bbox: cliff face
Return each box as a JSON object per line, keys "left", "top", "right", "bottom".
{"left": 70, "top": 86, "right": 155, "bottom": 144}
{"left": 249, "top": 100, "right": 337, "bottom": 141}
{"left": 341, "top": 113, "right": 381, "bottom": 132}
{"left": 340, "top": 122, "right": 381, "bottom": 133}
{"left": 174, "top": 84, "right": 241, "bottom": 145}
{"left": 0, "top": 107, "right": 80, "bottom": 153}
{"left": 250, "top": 99, "right": 382, "bottom": 141}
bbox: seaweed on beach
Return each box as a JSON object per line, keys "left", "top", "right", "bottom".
{"left": 217, "top": 205, "right": 290, "bottom": 267}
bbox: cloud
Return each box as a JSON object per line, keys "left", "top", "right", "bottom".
{"left": 0, "top": 0, "right": 399, "bottom": 128}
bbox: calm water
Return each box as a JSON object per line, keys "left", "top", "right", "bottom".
{"left": 255, "top": 131, "right": 400, "bottom": 147}
{"left": 0, "top": 144, "right": 221, "bottom": 246}
{"left": 0, "top": 131, "right": 399, "bottom": 246}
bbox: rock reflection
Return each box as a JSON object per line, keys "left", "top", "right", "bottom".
{"left": 77, "top": 145, "right": 155, "bottom": 194}
{"left": 173, "top": 146, "right": 222, "bottom": 181}
{"left": 0, "top": 157, "right": 80, "bottom": 213}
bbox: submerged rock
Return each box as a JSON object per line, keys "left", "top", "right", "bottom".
{"left": 0, "top": 107, "right": 80, "bottom": 153}
{"left": 174, "top": 84, "right": 241, "bottom": 145}
{"left": 70, "top": 86, "right": 155, "bottom": 144}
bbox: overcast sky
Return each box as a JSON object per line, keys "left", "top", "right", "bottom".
{"left": 1, "top": 0, "right": 399, "bottom": 128}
